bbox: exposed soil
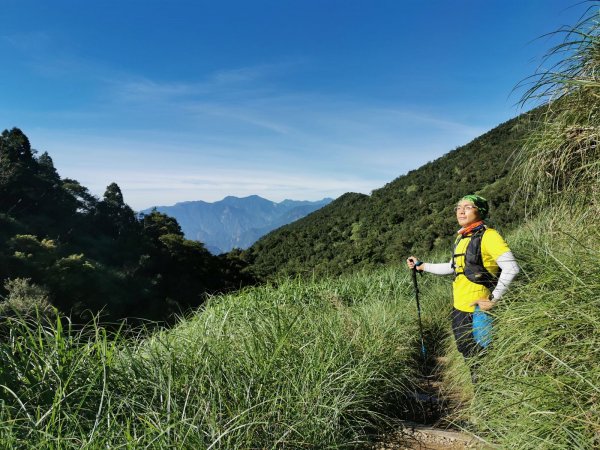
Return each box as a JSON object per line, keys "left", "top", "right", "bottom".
{"left": 369, "top": 357, "right": 488, "bottom": 449}
{"left": 372, "top": 421, "right": 483, "bottom": 449}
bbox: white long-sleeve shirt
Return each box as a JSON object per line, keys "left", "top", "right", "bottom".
{"left": 422, "top": 251, "right": 520, "bottom": 300}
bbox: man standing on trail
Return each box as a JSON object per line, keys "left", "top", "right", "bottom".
{"left": 406, "top": 194, "right": 520, "bottom": 365}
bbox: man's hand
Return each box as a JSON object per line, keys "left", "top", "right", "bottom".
{"left": 406, "top": 256, "right": 424, "bottom": 271}
{"left": 470, "top": 298, "right": 495, "bottom": 311}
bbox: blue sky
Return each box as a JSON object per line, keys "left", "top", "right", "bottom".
{"left": 0, "top": 0, "right": 588, "bottom": 210}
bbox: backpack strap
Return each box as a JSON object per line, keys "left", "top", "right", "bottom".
{"left": 451, "top": 234, "right": 464, "bottom": 273}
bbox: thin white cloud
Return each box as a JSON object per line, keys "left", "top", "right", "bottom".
{"left": 26, "top": 126, "right": 383, "bottom": 208}
{"left": 6, "top": 43, "right": 485, "bottom": 152}
{"left": 63, "top": 166, "right": 370, "bottom": 210}
{"left": 111, "top": 79, "right": 196, "bottom": 101}
{"left": 210, "top": 65, "right": 272, "bottom": 85}
{"left": 1, "top": 31, "right": 103, "bottom": 79}
{"left": 97, "top": 71, "right": 487, "bottom": 153}
{"left": 184, "top": 103, "right": 294, "bottom": 135}
{"left": 24, "top": 71, "right": 490, "bottom": 206}
{"left": 105, "top": 61, "right": 305, "bottom": 104}
{"left": 10, "top": 43, "right": 493, "bottom": 211}
{"left": 1, "top": 31, "right": 53, "bottom": 52}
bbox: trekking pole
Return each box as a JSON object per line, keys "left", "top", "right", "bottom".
{"left": 409, "top": 258, "right": 426, "bottom": 359}
{"left": 409, "top": 258, "right": 436, "bottom": 422}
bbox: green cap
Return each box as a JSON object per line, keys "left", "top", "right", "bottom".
{"left": 460, "top": 194, "right": 489, "bottom": 219}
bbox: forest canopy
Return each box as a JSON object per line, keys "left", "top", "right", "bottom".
{"left": 0, "top": 128, "right": 252, "bottom": 323}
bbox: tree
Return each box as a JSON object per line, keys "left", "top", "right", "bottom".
{"left": 36, "top": 152, "right": 60, "bottom": 184}
{"left": 61, "top": 178, "right": 98, "bottom": 214}
{"left": 141, "top": 209, "right": 184, "bottom": 241}
{"left": 0, "top": 128, "right": 34, "bottom": 165}
{"left": 95, "top": 182, "right": 138, "bottom": 239}
{"left": 0, "top": 128, "right": 36, "bottom": 213}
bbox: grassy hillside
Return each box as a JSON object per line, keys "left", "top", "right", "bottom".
{"left": 242, "top": 111, "right": 537, "bottom": 280}
{"left": 0, "top": 268, "right": 451, "bottom": 448}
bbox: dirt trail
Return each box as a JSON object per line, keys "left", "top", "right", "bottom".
{"left": 370, "top": 357, "right": 487, "bottom": 449}
{"left": 372, "top": 421, "right": 483, "bottom": 449}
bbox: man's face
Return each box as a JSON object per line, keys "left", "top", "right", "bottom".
{"left": 455, "top": 200, "right": 481, "bottom": 227}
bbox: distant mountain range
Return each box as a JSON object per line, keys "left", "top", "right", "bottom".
{"left": 142, "top": 195, "right": 333, "bottom": 254}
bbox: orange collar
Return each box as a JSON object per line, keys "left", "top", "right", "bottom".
{"left": 457, "top": 220, "right": 485, "bottom": 236}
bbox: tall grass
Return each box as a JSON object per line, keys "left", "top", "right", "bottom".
{"left": 467, "top": 205, "right": 600, "bottom": 449}
{"left": 0, "top": 267, "right": 446, "bottom": 448}
{"left": 516, "top": 2, "right": 600, "bottom": 209}
{"left": 0, "top": 312, "right": 124, "bottom": 448}
{"left": 437, "top": 208, "right": 599, "bottom": 448}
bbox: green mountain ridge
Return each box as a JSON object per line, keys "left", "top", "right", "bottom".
{"left": 241, "top": 110, "right": 536, "bottom": 279}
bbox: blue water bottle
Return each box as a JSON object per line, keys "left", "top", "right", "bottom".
{"left": 473, "top": 305, "right": 493, "bottom": 348}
